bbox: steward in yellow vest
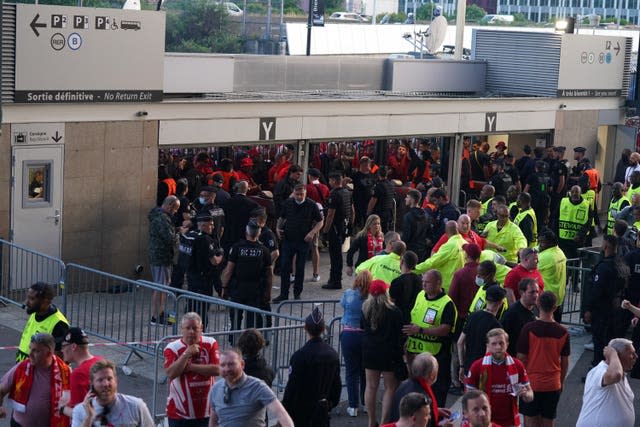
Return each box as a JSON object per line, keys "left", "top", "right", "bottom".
{"left": 414, "top": 222, "right": 466, "bottom": 293}
{"left": 557, "top": 185, "right": 593, "bottom": 259}
{"left": 513, "top": 192, "right": 538, "bottom": 248}
{"left": 402, "top": 269, "right": 457, "bottom": 406}
{"left": 607, "top": 183, "right": 630, "bottom": 235}
{"left": 17, "top": 282, "right": 69, "bottom": 362}
{"left": 482, "top": 205, "right": 527, "bottom": 263}
{"left": 468, "top": 260, "right": 508, "bottom": 317}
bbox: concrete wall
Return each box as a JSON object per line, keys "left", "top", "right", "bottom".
{"left": 0, "top": 125, "right": 10, "bottom": 240}
{"left": 553, "top": 110, "right": 599, "bottom": 160}
{"left": 62, "top": 121, "right": 158, "bottom": 277}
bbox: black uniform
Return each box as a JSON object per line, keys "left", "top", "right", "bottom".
{"left": 504, "top": 163, "right": 520, "bottom": 191}
{"left": 220, "top": 194, "right": 259, "bottom": 252}
{"left": 526, "top": 171, "right": 552, "bottom": 230}
{"left": 371, "top": 179, "right": 395, "bottom": 232}
{"left": 326, "top": 186, "right": 352, "bottom": 288}
{"left": 171, "top": 229, "right": 199, "bottom": 290}
{"left": 489, "top": 171, "right": 513, "bottom": 198}
{"left": 187, "top": 231, "right": 222, "bottom": 329}
{"left": 585, "top": 255, "right": 626, "bottom": 366}
{"left": 282, "top": 337, "right": 342, "bottom": 427}
{"left": 433, "top": 203, "right": 461, "bottom": 241}
{"left": 402, "top": 207, "right": 431, "bottom": 261}
{"left": 200, "top": 202, "right": 225, "bottom": 243}
{"left": 548, "top": 159, "right": 568, "bottom": 229}
{"left": 227, "top": 238, "right": 272, "bottom": 331}
{"left": 352, "top": 171, "right": 376, "bottom": 229}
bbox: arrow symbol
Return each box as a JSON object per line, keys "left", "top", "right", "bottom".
{"left": 614, "top": 41, "right": 621, "bottom": 56}
{"left": 51, "top": 131, "right": 62, "bottom": 143}
{"left": 30, "top": 14, "right": 46, "bottom": 37}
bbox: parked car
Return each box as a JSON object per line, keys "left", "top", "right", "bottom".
{"left": 329, "top": 12, "right": 368, "bottom": 22}
{"left": 223, "top": 2, "right": 243, "bottom": 16}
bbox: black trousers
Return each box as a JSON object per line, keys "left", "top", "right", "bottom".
{"left": 328, "top": 227, "right": 344, "bottom": 287}
{"left": 432, "top": 352, "right": 452, "bottom": 408}
{"left": 186, "top": 272, "right": 213, "bottom": 330}
{"left": 591, "top": 314, "right": 614, "bottom": 366}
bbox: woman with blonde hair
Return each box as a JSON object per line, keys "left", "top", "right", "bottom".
{"left": 340, "top": 270, "right": 372, "bottom": 417}
{"left": 361, "top": 279, "right": 404, "bottom": 427}
{"left": 346, "top": 214, "right": 384, "bottom": 276}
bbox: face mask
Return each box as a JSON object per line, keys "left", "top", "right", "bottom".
{"left": 198, "top": 197, "right": 206, "bottom": 205}
{"left": 475, "top": 276, "right": 485, "bottom": 287}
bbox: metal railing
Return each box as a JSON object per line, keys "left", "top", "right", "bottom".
{"left": 274, "top": 299, "right": 341, "bottom": 322}
{"left": 0, "top": 239, "right": 66, "bottom": 310}
{"left": 563, "top": 258, "right": 590, "bottom": 326}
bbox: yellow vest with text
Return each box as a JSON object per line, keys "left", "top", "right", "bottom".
{"left": 607, "top": 196, "right": 629, "bottom": 235}
{"left": 17, "top": 309, "right": 69, "bottom": 361}
{"left": 407, "top": 291, "right": 457, "bottom": 356}
{"left": 537, "top": 245, "right": 568, "bottom": 305}
{"left": 468, "top": 284, "right": 509, "bottom": 316}
{"left": 513, "top": 208, "right": 538, "bottom": 248}
{"left": 558, "top": 197, "right": 590, "bottom": 241}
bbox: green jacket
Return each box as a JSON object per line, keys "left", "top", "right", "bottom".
{"left": 355, "top": 252, "right": 402, "bottom": 284}
{"left": 538, "top": 245, "right": 568, "bottom": 304}
{"left": 414, "top": 234, "right": 466, "bottom": 292}
{"left": 148, "top": 207, "right": 177, "bottom": 266}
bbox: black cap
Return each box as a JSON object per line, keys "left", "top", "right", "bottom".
{"left": 574, "top": 146, "right": 586, "bottom": 153}
{"left": 211, "top": 173, "right": 224, "bottom": 183}
{"left": 308, "top": 168, "right": 322, "bottom": 178}
{"left": 305, "top": 306, "right": 325, "bottom": 330}
{"left": 250, "top": 207, "right": 267, "bottom": 218}
{"left": 553, "top": 146, "right": 566, "bottom": 152}
{"left": 200, "top": 186, "right": 215, "bottom": 192}
{"left": 196, "top": 214, "right": 213, "bottom": 223}
{"left": 63, "top": 327, "right": 89, "bottom": 345}
{"left": 485, "top": 285, "right": 507, "bottom": 303}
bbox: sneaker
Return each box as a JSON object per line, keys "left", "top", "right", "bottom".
{"left": 584, "top": 342, "right": 594, "bottom": 351}
{"left": 273, "top": 295, "right": 289, "bottom": 303}
{"left": 149, "top": 317, "right": 158, "bottom": 326}
{"left": 311, "top": 274, "right": 321, "bottom": 282}
{"left": 347, "top": 407, "right": 358, "bottom": 417}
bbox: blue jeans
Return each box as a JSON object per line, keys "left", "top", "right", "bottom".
{"left": 340, "top": 329, "right": 365, "bottom": 408}
{"left": 280, "top": 239, "right": 310, "bottom": 297}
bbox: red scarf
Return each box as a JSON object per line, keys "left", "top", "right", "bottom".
{"left": 478, "top": 352, "right": 521, "bottom": 427}
{"left": 416, "top": 376, "right": 439, "bottom": 424}
{"left": 367, "top": 233, "right": 383, "bottom": 259}
{"left": 10, "top": 355, "right": 71, "bottom": 427}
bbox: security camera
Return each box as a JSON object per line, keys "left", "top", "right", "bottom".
{"left": 134, "top": 265, "right": 144, "bottom": 274}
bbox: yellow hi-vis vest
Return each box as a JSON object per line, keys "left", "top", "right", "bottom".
{"left": 583, "top": 189, "right": 596, "bottom": 226}
{"left": 558, "top": 197, "right": 590, "bottom": 241}
{"left": 468, "top": 284, "right": 509, "bottom": 316}
{"left": 514, "top": 208, "right": 538, "bottom": 248}
{"left": 483, "top": 220, "right": 527, "bottom": 263}
{"left": 627, "top": 185, "right": 640, "bottom": 201}
{"left": 480, "top": 197, "right": 493, "bottom": 216}
{"left": 407, "top": 291, "right": 457, "bottom": 356}
{"left": 17, "top": 308, "right": 69, "bottom": 362}
{"left": 608, "top": 196, "right": 629, "bottom": 235}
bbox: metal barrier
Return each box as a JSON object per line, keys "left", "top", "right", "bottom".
{"left": 0, "top": 239, "right": 66, "bottom": 310}
{"left": 563, "top": 258, "right": 590, "bottom": 326}
{"left": 274, "top": 299, "right": 342, "bottom": 323}
{"left": 151, "top": 324, "right": 308, "bottom": 421}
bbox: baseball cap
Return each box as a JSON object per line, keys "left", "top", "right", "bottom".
{"left": 211, "top": 173, "right": 224, "bottom": 183}
{"left": 574, "top": 146, "right": 586, "bottom": 153}
{"left": 196, "top": 213, "right": 213, "bottom": 223}
{"left": 63, "top": 327, "right": 89, "bottom": 345}
{"left": 369, "top": 280, "right": 388, "bottom": 296}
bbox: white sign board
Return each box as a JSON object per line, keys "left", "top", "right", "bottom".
{"left": 14, "top": 4, "right": 165, "bottom": 103}
{"left": 557, "top": 34, "right": 627, "bottom": 97}
{"left": 11, "top": 123, "right": 65, "bottom": 146}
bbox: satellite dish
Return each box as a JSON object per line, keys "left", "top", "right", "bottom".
{"left": 425, "top": 15, "right": 447, "bottom": 54}
{"left": 123, "top": 0, "right": 141, "bottom": 10}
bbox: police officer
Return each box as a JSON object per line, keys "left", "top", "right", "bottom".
{"left": 583, "top": 235, "right": 629, "bottom": 366}
{"left": 282, "top": 307, "right": 342, "bottom": 427}
{"left": 187, "top": 214, "right": 224, "bottom": 330}
{"left": 568, "top": 146, "right": 588, "bottom": 189}
{"left": 221, "top": 220, "right": 273, "bottom": 332}
{"left": 608, "top": 182, "right": 630, "bottom": 235}
{"left": 322, "top": 172, "right": 354, "bottom": 290}
{"left": 504, "top": 153, "right": 521, "bottom": 192}
{"left": 402, "top": 269, "right": 457, "bottom": 407}
{"left": 367, "top": 166, "right": 395, "bottom": 233}
{"left": 557, "top": 185, "right": 593, "bottom": 260}
{"left": 513, "top": 192, "right": 537, "bottom": 248}
{"left": 548, "top": 146, "right": 569, "bottom": 230}
{"left": 524, "top": 160, "right": 552, "bottom": 231}
{"left": 489, "top": 159, "right": 513, "bottom": 198}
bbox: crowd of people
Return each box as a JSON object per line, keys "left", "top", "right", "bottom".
{"left": 6, "top": 139, "right": 640, "bottom": 426}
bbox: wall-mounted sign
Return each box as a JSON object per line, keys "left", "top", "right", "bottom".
{"left": 14, "top": 4, "right": 165, "bottom": 103}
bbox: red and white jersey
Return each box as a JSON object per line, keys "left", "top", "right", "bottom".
{"left": 164, "top": 336, "right": 220, "bottom": 419}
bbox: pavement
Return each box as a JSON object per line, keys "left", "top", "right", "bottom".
{"left": 0, "top": 249, "right": 639, "bottom": 426}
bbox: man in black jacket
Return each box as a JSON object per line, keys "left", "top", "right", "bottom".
{"left": 283, "top": 307, "right": 341, "bottom": 427}
{"left": 221, "top": 180, "right": 259, "bottom": 253}
{"left": 402, "top": 189, "right": 431, "bottom": 262}
{"left": 368, "top": 166, "right": 395, "bottom": 233}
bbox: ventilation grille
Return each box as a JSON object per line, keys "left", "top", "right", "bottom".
{"left": 472, "top": 30, "right": 562, "bottom": 97}
{"left": 1, "top": 3, "right": 16, "bottom": 103}
{"left": 622, "top": 37, "right": 633, "bottom": 98}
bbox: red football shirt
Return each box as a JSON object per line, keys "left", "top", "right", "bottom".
{"left": 164, "top": 336, "right": 219, "bottom": 419}
{"left": 70, "top": 355, "right": 103, "bottom": 406}
{"left": 503, "top": 265, "right": 544, "bottom": 300}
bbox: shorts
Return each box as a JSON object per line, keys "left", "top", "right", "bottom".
{"left": 151, "top": 265, "right": 172, "bottom": 286}
{"left": 519, "top": 390, "right": 561, "bottom": 419}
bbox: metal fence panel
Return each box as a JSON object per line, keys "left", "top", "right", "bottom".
{"left": 0, "top": 239, "right": 66, "bottom": 310}
{"left": 274, "top": 299, "right": 341, "bottom": 323}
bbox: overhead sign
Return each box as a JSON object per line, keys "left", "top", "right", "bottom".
{"left": 259, "top": 118, "right": 276, "bottom": 140}
{"left": 557, "top": 34, "right": 628, "bottom": 97}
{"left": 485, "top": 112, "right": 497, "bottom": 132}
{"left": 11, "top": 123, "right": 65, "bottom": 146}
{"left": 14, "top": 4, "right": 165, "bottom": 103}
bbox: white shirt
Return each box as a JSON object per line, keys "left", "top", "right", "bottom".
{"left": 624, "top": 164, "right": 640, "bottom": 185}
{"left": 576, "top": 361, "right": 634, "bottom": 427}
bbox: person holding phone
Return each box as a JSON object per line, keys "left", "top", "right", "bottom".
{"left": 72, "top": 359, "right": 154, "bottom": 427}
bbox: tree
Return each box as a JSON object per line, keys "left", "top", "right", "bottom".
{"left": 416, "top": 2, "right": 435, "bottom": 21}
{"left": 465, "top": 4, "right": 486, "bottom": 21}
{"left": 165, "top": 0, "right": 243, "bottom": 53}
